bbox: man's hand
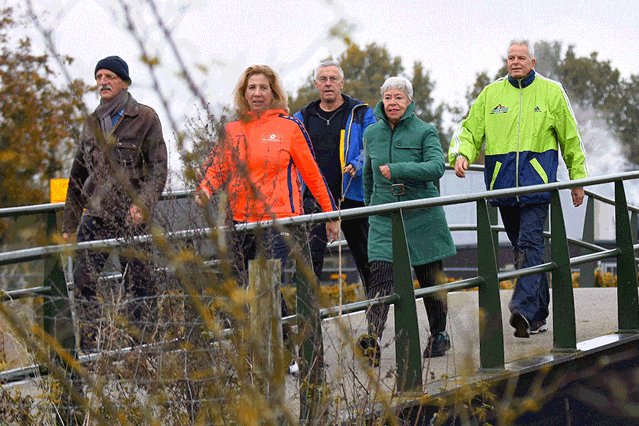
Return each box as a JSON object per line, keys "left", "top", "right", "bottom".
{"left": 379, "top": 165, "right": 391, "bottom": 180}
{"left": 454, "top": 157, "right": 469, "bottom": 178}
{"left": 128, "top": 204, "right": 145, "bottom": 226}
{"left": 343, "top": 164, "right": 356, "bottom": 177}
{"left": 326, "top": 220, "right": 340, "bottom": 243}
{"left": 571, "top": 187, "right": 585, "bottom": 207}
{"left": 62, "top": 232, "right": 75, "bottom": 242}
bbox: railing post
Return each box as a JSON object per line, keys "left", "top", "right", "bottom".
{"left": 392, "top": 209, "right": 423, "bottom": 391}
{"left": 550, "top": 189, "right": 577, "bottom": 351}
{"left": 296, "top": 254, "right": 325, "bottom": 423}
{"left": 476, "top": 199, "right": 504, "bottom": 370}
{"left": 614, "top": 181, "right": 639, "bottom": 332}
{"left": 248, "top": 259, "right": 285, "bottom": 408}
{"left": 580, "top": 195, "right": 596, "bottom": 287}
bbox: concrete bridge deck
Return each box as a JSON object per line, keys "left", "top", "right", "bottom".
{"left": 283, "top": 287, "right": 622, "bottom": 417}
{"left": 1, "top": 288, "right": 625, "bottom": 423}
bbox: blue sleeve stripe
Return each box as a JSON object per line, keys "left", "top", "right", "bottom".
{"left": 281, "top": 114, "right": 317, "bottom": 157}
{"left": 287, "top": 158, "right": 296, "bottom": 214}
{"left": 281, "top": 114, "right": 337, "bottom": 210}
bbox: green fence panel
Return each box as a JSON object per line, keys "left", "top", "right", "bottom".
{"left": 392, "top": 209, "right": 423, "bottom": 391}
{"left": 476, "top": 199, "right": 504, "bottom": 370}
{"left": 550, "top": 189, "right": 577, "bottom": 351}
{"left": 614, "top": 181, "right": 639, "bottom": 332}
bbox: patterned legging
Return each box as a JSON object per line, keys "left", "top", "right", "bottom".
{"left": 365, "top": 260, "right": 447, "bottom": 339}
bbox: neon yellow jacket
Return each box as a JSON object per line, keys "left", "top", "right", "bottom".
{"left": 449, "top": 70, "right": 588, "bottom": 206}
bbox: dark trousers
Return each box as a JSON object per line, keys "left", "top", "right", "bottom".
{"left": 500, "top": 203, "right": 550, "bottom": 323}
{"left": 73, "top": 214, "right": 152, "bottom": 331}
{"left": 303, "top": 196, "right": 371, "bottom": 288}
{"left": 365, "top": 260, "right": 446, "bottom": 339}
{"left": 74, "top": 214, "right": 150, "bottom": 302}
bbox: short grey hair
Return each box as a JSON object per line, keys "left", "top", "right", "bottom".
{"left": 509, "top": 39, "right": 535, "bottom": 59}
{"left": 314, "top": 60, "right": 344, "bottom": 80}
{"left": 380, "top": 76, "right": 413, "bottom": 100}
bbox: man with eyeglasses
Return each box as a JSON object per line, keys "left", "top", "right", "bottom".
{"left": 62, "top": 56, "right": 167, "bottom": 346}
{"left": 294, "top": 60, "right": 376, "bottom": 290}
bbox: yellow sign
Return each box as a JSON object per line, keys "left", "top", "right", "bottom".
{"left": 50, "top": 179, "right": 69, "bottom": 203}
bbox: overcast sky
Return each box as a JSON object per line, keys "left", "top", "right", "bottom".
{"left": 17, "top": 0, "right": 639, "bottom": 188}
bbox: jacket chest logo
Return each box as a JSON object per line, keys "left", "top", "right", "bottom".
{"left": 261, "top": 131, "right": 282, "bottom": 143}
{"left": 490, "top": 104, "right": 509, "bottom": 114}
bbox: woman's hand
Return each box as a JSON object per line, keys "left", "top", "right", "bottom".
{"left": 379, "top": 165, "right": 391, "bottom": 179}
{"left": 195, "top": 188, "right": 210, "bottom": 207}
{"left": 326, "top": 220, "right": 340, "bottom": 243}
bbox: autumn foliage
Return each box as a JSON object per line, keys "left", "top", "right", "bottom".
{"left": 0, "top": 7, "right": 90, "bottom": 207}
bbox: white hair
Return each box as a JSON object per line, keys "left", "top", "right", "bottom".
{"left": 509, "top": 39, "right": 535, "bottom": 59}
{"left": 380, "top": 76, "right": 413, "bottom": 100}
{"left": 314, "top": 60, "right": 344, "bottom": 80}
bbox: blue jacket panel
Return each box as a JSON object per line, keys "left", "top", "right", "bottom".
{"left": 449, "top": 70, "right": 588, "bottom": 207}
{"left": 294, "top": 94, "right": 376, "bottom": 202}
{"left": 485, "top": 149, "right": 559, "bottom": 206}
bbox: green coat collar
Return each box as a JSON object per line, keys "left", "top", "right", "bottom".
{"left": 373, "top": 99, "right": 416, "bottom": 127}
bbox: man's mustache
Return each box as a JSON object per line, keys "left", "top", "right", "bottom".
{"left": 99, "top": 84, "right": 113, "bottom": 92}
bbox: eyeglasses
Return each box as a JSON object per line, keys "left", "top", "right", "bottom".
{"left": 316, "top": 76, "right": 341, "bottom": 84}
{"left": 95, "top": 73, "right": 120, "bottom": 82}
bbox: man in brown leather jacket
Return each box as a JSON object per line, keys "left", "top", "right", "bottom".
{"left": 62, "top": 56, "right": 167, "bottom": 320}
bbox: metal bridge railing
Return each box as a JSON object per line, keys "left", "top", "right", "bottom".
{"left": 1, "top": 172, "right": 639, "bottom": 398}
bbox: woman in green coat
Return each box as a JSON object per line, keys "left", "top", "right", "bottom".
{"left": 359, "top": 77, "right": 456, "bottom": 363}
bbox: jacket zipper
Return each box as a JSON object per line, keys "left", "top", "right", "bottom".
{"left": 388, "top": 124, "right": 397, "bottom": 199}
{"left": 341, "top": 103, "right": 364, "bottom": 201}
{"left": 516, "top": 79, "right": 522, "bottom": 201}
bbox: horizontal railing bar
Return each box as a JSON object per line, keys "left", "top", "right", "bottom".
{"left": 0, "top": 364, "right": 48, "bottom": 385}
{"left": 291, "top": 171, "right": 639, "bottom": 225}
{"left": 0, "top": 337, "right": 186, "bottom": 385}
{"left": 565, "top": 236, "right": 610, "bottom": 253}
{"left": 0, "top": 190, "right": 192, "bottom": 219}
{"left": 584, "top": 188, "right": 639, "bottom": 213}
{"left": 320, "top": 294, "right": 401, "bottom": 318}
{"left": 447, "top": 163, "right": 639, "bottom": 213}
{"left": 415, "top": 277, "right": 485, "bottom": 297}
{"left": 569, "top": 249, "right": 622, "bottom": 267}
{"left": 3, "top": 172, "right": 639, "bottom": 267}
{"left": 449, "top": 224, "right": 480, "bottom": 232}
{"left": 0, "top": 286, "right": 53, "bottom": 302}
{"left": 498, "top": 262, "right": 558, "bottom": 282}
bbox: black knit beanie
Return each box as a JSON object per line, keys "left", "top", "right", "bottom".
{"left": 94, "top": 56, "right": 131, "bottom": 84}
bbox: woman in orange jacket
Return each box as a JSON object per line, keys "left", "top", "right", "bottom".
{"left": 197, "top": 65, "right": 340, "bottom": 322}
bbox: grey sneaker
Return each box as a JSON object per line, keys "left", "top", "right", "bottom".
{"left": 424, "top": 331, "right": 451, "bottom": 358}
{"left": 529, "top": 320, "right": 548, "bottom": 334}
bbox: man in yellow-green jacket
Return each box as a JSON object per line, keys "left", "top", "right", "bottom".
{"left": 449, "top": 39, "right": 589, "bottom": 338}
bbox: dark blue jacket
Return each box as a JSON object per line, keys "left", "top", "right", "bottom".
{"left": 294, "top": 94, "right": 376, "bottom": 202}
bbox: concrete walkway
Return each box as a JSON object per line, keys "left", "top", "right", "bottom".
{"left": 2, "top": 288, "right": 622, "bottom": 421}
{"left": 284, "top": 287, "right": 621, "bottom": 416}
